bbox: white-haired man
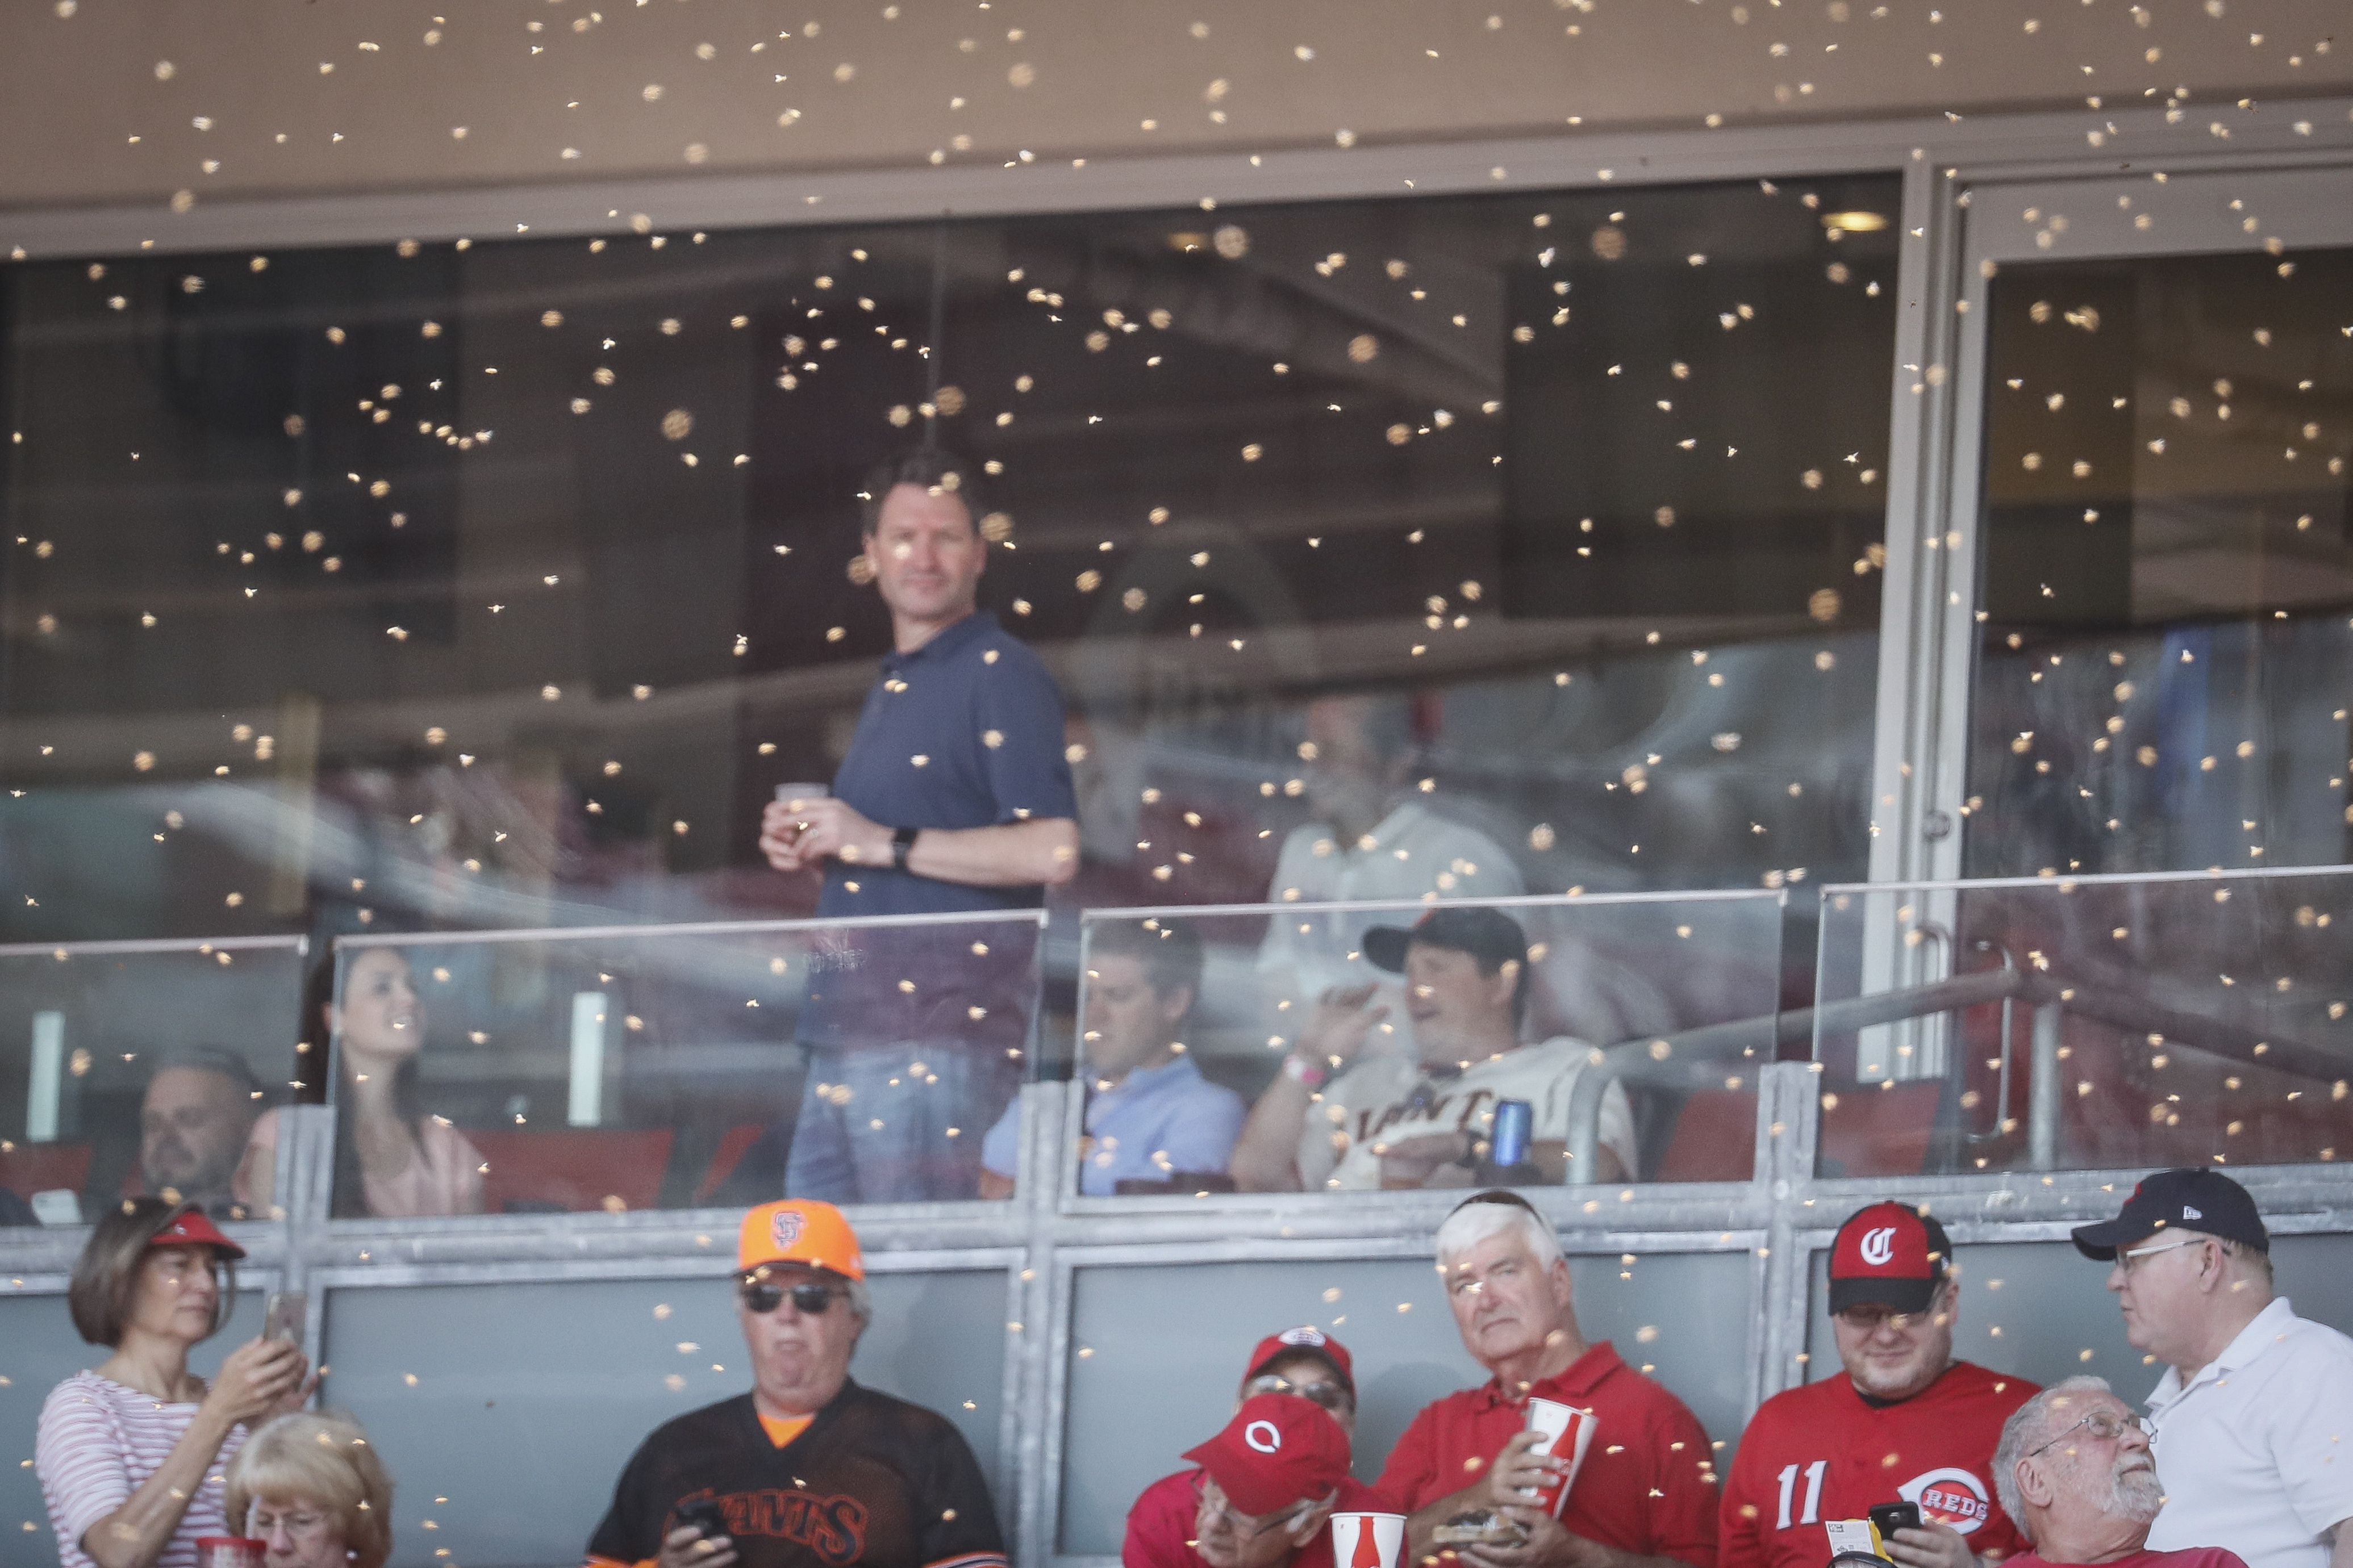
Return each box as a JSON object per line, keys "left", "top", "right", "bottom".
{"left": 1991, "top": 1375, "right": 2244, "bottom": 1568}
{"left": 2072, "top": 1169, "right": 2353, "bottom": 1568}
{"left": 1377, "top": 1192, "right": 1717, "bottom": 1568}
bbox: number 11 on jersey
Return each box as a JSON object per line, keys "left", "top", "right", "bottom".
{"left": 1776, "top": 1460, "right": 1828, "bottom": 1529}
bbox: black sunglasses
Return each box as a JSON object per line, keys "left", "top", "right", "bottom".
{"left": 740, "top": 1279, "right": 845, "bottom": 1315}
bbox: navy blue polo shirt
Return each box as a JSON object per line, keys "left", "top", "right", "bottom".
{"left": 800, "top": 610, "right": 1074, "bottom": 1053}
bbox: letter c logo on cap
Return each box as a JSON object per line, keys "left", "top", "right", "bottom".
{"left": 1245, "top": 1420, "right": 1282, "bottom": 1454}
{"left": 1859, "top": 1226, "right": 1897, "bottom": 1267}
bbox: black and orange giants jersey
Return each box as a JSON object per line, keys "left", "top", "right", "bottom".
{"left": 586, "top": 1381, "right": 1007, "bottom": 1568}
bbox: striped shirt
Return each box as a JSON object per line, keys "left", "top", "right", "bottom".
{"left": 36, "top": 1371, "right": 250, "bottom": 1568}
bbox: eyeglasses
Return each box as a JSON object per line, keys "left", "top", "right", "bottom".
{"left": 2117, "top": 1237, "right": 2204, "bottom": 1273}
{"left": 1834, "top": 1302, "right": 1938, "bottom": 1331}
{"left": 1193, "top": 1475, "right": 1310, "bottom": 1541}
{"left": 248, "top": 1505, "right": 334, "bottom": 1538}
{"left": 2025, "top": 1409, "right": 2144, "bottom": 1459}
{"left": 1244, "top": 1373, "right": 1353, "bottom": 1414}
{"left": 740, "top": 1278, "right": 846, "bottom": 1315}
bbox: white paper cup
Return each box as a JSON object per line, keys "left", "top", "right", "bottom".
{"left": 1520, "top": 1397, "right": 1595, "bottom": 1519}
{"left": 1330, "top": 1512, "right": 1407, "bottom": 1568}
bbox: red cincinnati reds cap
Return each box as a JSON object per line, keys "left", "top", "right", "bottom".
{"left": 1245, "top": 1325, "right": 1355, "bottom": 1394}
{"left": 1184, "top": 1394, "right": 1351, "bottom": 1517}
{"left": 1828, "top": 1201, "right": 1950, "bottom": 1315}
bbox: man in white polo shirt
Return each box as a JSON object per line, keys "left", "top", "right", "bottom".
{"left": 2071, "top": 1168, "right": 2353, "bottom": 1568}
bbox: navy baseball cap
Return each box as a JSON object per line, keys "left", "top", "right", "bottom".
{"left": 2071, "top": 1168, "right": 2269, "bottom": 1261}
{"left": 1364, "top": 906, "right": 1528, "bottom": 975}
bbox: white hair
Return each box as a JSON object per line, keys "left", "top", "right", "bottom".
{"left": 1993, "top": 1374, "right": 2114, "bottom": 1536}
{"left": 1435, "top": 1197, "right": 1563, "bottom": 1270}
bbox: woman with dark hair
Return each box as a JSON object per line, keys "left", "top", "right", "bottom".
{"left": 36, "top": 1198, "right": 312, "bottom": 1568}
{"left": 236, "top": 947, "right": 483, "bottom": 1219}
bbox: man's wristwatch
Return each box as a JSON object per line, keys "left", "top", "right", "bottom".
{"left": 890, "top": 825, "right": 920, "bottom": 873}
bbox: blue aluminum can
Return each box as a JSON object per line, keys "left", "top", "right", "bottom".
{"left": 1491, "top": 1098, "right": 1534, "bottom": 1169}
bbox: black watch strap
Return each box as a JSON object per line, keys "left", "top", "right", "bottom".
{"left": 891, "top": 825, "right": 919, "bottom": 873}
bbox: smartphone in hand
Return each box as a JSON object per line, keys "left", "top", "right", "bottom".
{"left": 674, "top": 1498, "right": 731, "bottom": 1544}
{"left": 263, "top": 1290, "right": 307, "bottom": 1345}
{"left": 1868, "top": 1502, "right": 1924, "bottom": 1542}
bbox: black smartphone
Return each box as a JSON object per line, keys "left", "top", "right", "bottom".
{"left": 674, "top": 1498, "right": 731, "bottom": 1544}
{"left": 1869, "top": 1502, "right": 1922, "bottom": 1541}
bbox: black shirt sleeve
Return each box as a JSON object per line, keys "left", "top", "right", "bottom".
{"left": 906, "top": 1413, "right": 1007, "bottom": 1568}
{"left": 586, "top": 1432, "right": 662, "bottom": 1565}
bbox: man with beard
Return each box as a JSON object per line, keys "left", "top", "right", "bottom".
{"left": 2071, "top": 1169, "right": 2353, "bottom": 1568}
{"left": 139, "top": 1049, "right": 268, "bottom": 1217}
{"left": 1720, "top": 1203, "right": 2036, "bottom": 1568}
{"left": 585, "top": 1201, "right": 1005, "bottom": 1568}
{"left": 1991, "top": 1377, "right": 2244, "bottom": 1568}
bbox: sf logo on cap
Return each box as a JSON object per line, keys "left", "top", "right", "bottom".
{"left": 771, "top": 1211, "right": 806, "bottom": 1248}
{"left": 1245, "top": 1421, "right": 1283, "bottom": 1454}
{"left": 1859, "top": 1226, "right": 1898, "bottom": 1267}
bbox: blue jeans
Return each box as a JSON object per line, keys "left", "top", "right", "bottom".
{"left": 786, "top": 1042, "right": 1018, "bottom": 1203}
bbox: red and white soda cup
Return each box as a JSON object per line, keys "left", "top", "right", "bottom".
{"left": 195, "top": 1540, "right": 266, "bottom": 1568}
{"left": 1331, "top": 1511, "right": 1407, "bottom": 1568}
{"left": 1518, "top": 1398, "right": 1596, "bottom": 1519}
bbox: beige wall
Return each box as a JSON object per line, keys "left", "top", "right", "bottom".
{"left": 2, "top": 0, "right": 2348, "bottom": 215}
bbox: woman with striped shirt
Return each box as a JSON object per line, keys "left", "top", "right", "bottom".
{"left": 37, "top": 1198, "right": 314, "bottom": 1568}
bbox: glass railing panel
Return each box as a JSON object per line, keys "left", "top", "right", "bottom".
{"left": 0, "top": 936, "right": 307, "bottom": 1226}
{"left": 325, "top": 911, "right": 1042, "bottom": 1218}
{"left": 1811, "top": 869, "right": 2351, "bottom": 1177}
{"left": 1062, "top": 890, "right": 1784, "bottom": 1197}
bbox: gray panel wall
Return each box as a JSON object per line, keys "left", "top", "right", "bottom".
{"left": 320, "top": 1270, "right": 1009, "bottom": 1568}
{"left": 1, "top": 1290, "right": 265, "bottom": 1550}
{"left": 1057, "top": 1248, "right": 1755, "bottom": 1557}
{"left": 1801, "top": 1234, "right": 2353, "bottom": 1396}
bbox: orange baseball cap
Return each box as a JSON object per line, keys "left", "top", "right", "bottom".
{"left": 737, "top": 1199, "right": 863, "bottom": 1280}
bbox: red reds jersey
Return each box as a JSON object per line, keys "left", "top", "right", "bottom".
{"left": 1123, "top": 1469, "right": 1396, "bottom": 1568}
{"left": 1375, "top": 1343, "right": 1719, "bottom": 1568}
{"left": 1718, "top": 1362, "right": 2037, "bottom": 1568}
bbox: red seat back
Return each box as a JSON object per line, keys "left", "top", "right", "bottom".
{"left": 695, "top": 1123, "right": 768, "bottom": 1205}
{"left": 468, "top": 1128, "right": 674, "bottom": 1213}
{"left": 1820, "top": 1081, "right": 1943, "bottom": 1177}
{"left": 1652, "top": 1090, "right": 1759, "bottom": 1182}
{"left": 0, "top": 1140, "right": 93, "bottom": 1199}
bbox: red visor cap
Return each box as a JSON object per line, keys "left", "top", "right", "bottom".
{"left": 1245, "top": 1325, "right": 1355, "bottom": 1393}
{"left": 1828, "top": 1201, "right": 1948, "bottom": 1315}
{"left": 1183, "top": 1393, "right": 1351, "bottom": 1517}
{"left": 151, "top": 1208, "right": 248, "bottom": 1261}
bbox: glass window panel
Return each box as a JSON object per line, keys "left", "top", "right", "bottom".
{"left": 1801, "top": 1232, "right": 2353, "bottom": 1391}
{"left": 1060, "top": 1248, "right": 1753, "bottom": 1556}
{"left": 1065, "top": 890, "right": 1783, "bottom": 1197}
{"left": 2, "top": 177, "right": 1897, "bottom": 1001}
{"left": 0, "top": 939, "right": 303, "bottom": 1224}
{"left": 1965, "top": 245, "right": 2353, "bottom": 877}
{"left": 324, "top": 913, "right": 1040, "bottom": 1216}
{"left": 318, "top": 1269, "right": 1008, "bottom": 1567}
{"left": 1812, "top": 869, "right": 2351, "bottom": 1177}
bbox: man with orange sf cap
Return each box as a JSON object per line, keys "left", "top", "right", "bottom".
{"left": 585, "top": 1201, "right": 1006, "bottom": 1568}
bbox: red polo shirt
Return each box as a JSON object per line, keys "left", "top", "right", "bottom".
{"left": 1125, "top": 1469, "right": 1397, "bottom": 1568}
{"left": 1375, "top": 1343, "right": 1718, "bottom": 1568}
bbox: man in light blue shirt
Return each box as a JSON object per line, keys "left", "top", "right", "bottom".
{"left": 981, "top": 919, "right": 1244, "bottom": 1196}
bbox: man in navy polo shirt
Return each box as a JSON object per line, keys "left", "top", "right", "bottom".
{"left": 760, "top": 448, "right": 1078, "bottom": 1203}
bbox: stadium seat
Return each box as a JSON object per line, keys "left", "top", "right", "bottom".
{"left": 694, "top": 1123, "right": 769, "bottom": 1206}
{"left": 469, "top": 1127, "right": 674, "bottom": 1214}
{"left": 0, "top": 1140, "right": 92, "bottom": 1199}
{"left": 1818, "top": 1080, "right": 1944, "bottom": 1177}
{"left": 1650, "top": 1090, "right": 1759, "bottom": 1182}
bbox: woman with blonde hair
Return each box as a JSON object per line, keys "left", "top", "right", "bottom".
{"left": 223, "top": 1410, "right": 394, "bottom": 1568}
